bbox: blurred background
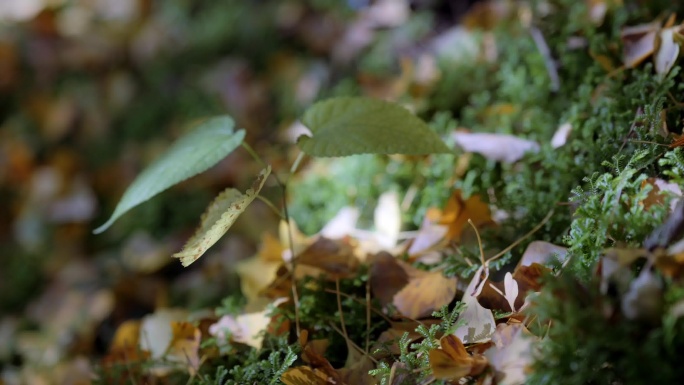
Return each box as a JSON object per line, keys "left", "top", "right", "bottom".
{"left": 0, "top": 0, "right": 487, "bottom": 382}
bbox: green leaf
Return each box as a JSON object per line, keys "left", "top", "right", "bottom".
{"left": 94, "top": 116, "right": 245, "bottom": 234}
{"left": 297, "top": 97, "right": 451, "bottom": 157}
{"left": 173, "top": 166, "right": 271, "bottom": 266}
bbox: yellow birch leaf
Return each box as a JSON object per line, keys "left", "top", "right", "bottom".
{"left": 429, "top": 335, "right": 473, "bottom": 380}
{"left": 167, "top": 322, "right": 201, "bottom": 375}
{"left": 173, "top": 166, "right": 271, "bottom": 266}
{"left": 281, "top": 366, "right": 330, "bottom": 385}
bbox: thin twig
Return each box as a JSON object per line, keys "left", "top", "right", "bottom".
{"left": 366, "top": 270, "right": 371, "bottom": 354}
{"left": 468, "top": 219, "right": 486, "bottom": 266}
{"left": 328, "top": 322, "right": 379, "bottom": 364}
{"left": 241, "top": 141, "right": 301, "bottom": 337}
{"left": 530, "top": 27, "right": 560, "bottom": 92}
{"left": 335, "top": 277, "right": 349, "bottom": 340}
{"left": 628, "top": 139, "right": 669, "bottom": 147}
{"left": 323, "top": 288, "right": 393, "bottom": 323}
{"left": 289, "top": 151, "right": 306, "bottom": 177}
{"left": 255, "top": 195, "right": 285, "bottom": 219}
{"left": 487, "top": 208, "right": 555, "bottom": 265}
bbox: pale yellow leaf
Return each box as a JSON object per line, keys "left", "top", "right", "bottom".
{"left": 173, "top": 166, "right": 271, "bottom": 266}
{"left": 167, "top": 322, "right": 201, "bottom": 375}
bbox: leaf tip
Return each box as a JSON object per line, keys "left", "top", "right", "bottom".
{"left": 92, "top": 218, "right": 114, "bottom": 235}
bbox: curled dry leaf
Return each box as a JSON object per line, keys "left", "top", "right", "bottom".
{"left": 208, "top": 297, "right": 288, "bottom": 350}
{"left": 173, "top": 166, "right": 271, "bottom": 266}
{"left": 645, "top": 200, "right": 684, "bottom": 251}
{"left": 371, "top": 252, "right": 457, "bottom": 319}
{"left": 337, "top": 340, "right": 377, "bottom": 385}
{"left": 503, "top": 273, "right": 519, "bottom": 312}
{"left": 439, "top": 189, "right": 493, "bottom": 242}
{"left": 621, "top": 269, "right": 663, "bottom": 321}
{"left": 281, "top": 366, "right": 330, "bottom": 385}
{"left": 167, "top": 322, "right": 201, "bottom": 375}
{"left": 454, "top": 266, "right": 495, "bottom": 343}
{"left": 640, "top": 177, "right": 682, "bottom": 213}
{"left": 621, "top": 22, "right": 659, "bottom": 68}
{"left": 518, "top": 241, "right": 568, "bottom": 268}
{"left": 477, "top": 264, "right": 548, "bottom": 313}
{"left": 103, "top": 320, "right": 149, "bottom": 365}
{"left": 484, "top": 322, "right": 535, "bottom": 385}
{"left": 297, "top": 335, "right": 341, "bottom": 383}
{"left": 407, "top": 208, "right": 448, "bottom": 258}
{"left": 655, "top": 25, "right": 683, "bottom": 75}
{"left": 295, "top": 236, "right": 360, "bottom": 279}
{"left": 429, "top": 334, "right": 488, "bottom": 380}
{"left": 451, "top": 130, "right": 540, "bottom": 163}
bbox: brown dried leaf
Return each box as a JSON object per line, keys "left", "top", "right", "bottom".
{"left": 429, "top": 335, "right": 474, "bottom": 380}
{"left": 167, "top": 322, "right": 201, "bottom": 375}
{"left": 109, "top": 320, "right": 141, "bottom": 352}
{"left": 371, "top": 252, "right": 457, "bottom": 319}
{"left": 371, "top": 320, "right": 440, "bottom": 357}
{"left": 640, "top": 177, "right": 682, "bottom": 212}
{"left": 281, "top": 366, "right": 330, "bottom": 385}
{"left": 337, "top": 341, "right": 377, "bottom": 385}
{"left": 439, "top": 190, "right": 494, "bottom": 242}
{"left": 295, "top": 236, "right": 360, "bottom": 279}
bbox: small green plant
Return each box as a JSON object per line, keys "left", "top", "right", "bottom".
{"left": 95, "top": 96, "right": 451, "bottom": 265}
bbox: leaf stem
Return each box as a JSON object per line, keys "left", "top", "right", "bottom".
{"left": 241, "top": 141, "right": 302, "bottom": 337}
{"left": 487, "top": 208, "right": 555, "bottom": 266}
{"left": 289, "top": 151, "right": 306, "bottom": 177}
{"left": 241, "top": 142, "right": 265, "bottom": 167}
{"left": 468, "top": 219, "right": 486, "bottom": 267}
{"left": 335, "top": 277, "right": 349, "bottom": 341}
{"left": 255, "top": 195, "right": 285, "bottom": 220}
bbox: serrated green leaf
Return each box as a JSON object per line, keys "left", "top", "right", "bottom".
{"left": 94, "top": 116, "right": 245, "bottom": 234}
{"left": 297, "top": 97, "right": 451, "bottom": 157}
{"left": 173, "top": 166, "right": 271, "bottom": 267}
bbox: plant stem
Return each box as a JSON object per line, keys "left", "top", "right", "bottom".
{"left": 290, "top": 151, "right": 306, "bottom": 176}
{"left": 241, "top": 142, "right": 265, "bottom": 167}
{"left": 335, "top": 277, "right": 349, "bottom": 341}
{"left": 487, "top": 208, "right": 555, "bottom": 266}
{"left": 255, "top": 195, "right": 285, "bottom": 220}
{"left": 241, "top": 141, "right": 302, "bottom": 337}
